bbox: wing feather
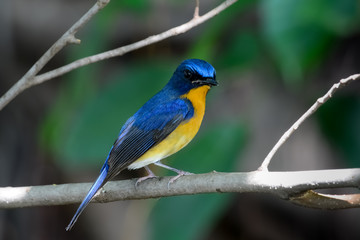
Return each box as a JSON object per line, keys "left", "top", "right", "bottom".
{"left": 104, "top": 98, "right": 193, "bottom": 180}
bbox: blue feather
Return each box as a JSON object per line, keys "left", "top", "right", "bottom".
{"left": 134, "top": 98, "right": 193, "bottom": 131}
{"left": 65, "top": 163, "right": 109, "bottom": 231}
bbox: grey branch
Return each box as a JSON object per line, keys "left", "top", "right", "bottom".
{"left": 1, "top": 169, "right": 359, "bottom": 209}
{"left": 258, "top": 73, "right": 360, "bottom": 171}
{"left": 0, "top": 0, "right": 110, "bottom": 111}
{"left": 0, "top": 0, "right": 237, "bottom": 111}
{"left": 32, "top": 0, "right": 236, "bottom": 85}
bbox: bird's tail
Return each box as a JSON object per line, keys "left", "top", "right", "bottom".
{"left": 65, "top": 164, "right": 109, "bottom": 231}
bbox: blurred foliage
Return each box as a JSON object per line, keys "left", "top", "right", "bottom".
{"left": 188, "top": 0, "right": 255, "bottom": 62}
{"left": 216, "top": 31, "right": 261, "bottom": 71}
{"left": 107, "top": 0, "right": 149, "bottom": 13}
{"left": 260, "top": 0, "right": 360, "bottom": 86}
{"left": 39, "top": 0, "right": 152, "bottom": 165}
{"left": 317, "top": 96, "right": 360, "bottom": 168}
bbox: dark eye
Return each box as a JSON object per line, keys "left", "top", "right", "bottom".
{"left": 184, "top": 69, "right": 193, "bottom": 79}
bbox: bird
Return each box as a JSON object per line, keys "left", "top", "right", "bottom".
{"left": 65, "top": 59, "right": 218, "bottom": 231}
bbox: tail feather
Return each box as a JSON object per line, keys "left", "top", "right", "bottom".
{"left": 66, "top": 164, "right": 109, "bottom": 231}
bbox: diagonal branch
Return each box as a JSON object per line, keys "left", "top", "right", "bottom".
{"left": 32, "top": 0, "right": 236, "bottom": 86}
{"left": 0, "top": 0, "right": 110, "bottom": 111}
{"left": 1, "top": 169, "right": 359, "bottom": 209}
{"left": 0, "top": 0, "right": 237, "bottom": 111}
{"left": 258, "top": 73, "right": 360, "bottom": 171}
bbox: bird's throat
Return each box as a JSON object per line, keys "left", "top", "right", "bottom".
{"left": 180, "top": 85, "right": 210, "bottom": 113}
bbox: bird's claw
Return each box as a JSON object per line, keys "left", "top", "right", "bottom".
{"left": 167, "top": 170, "right": 193, "bottom": 189}
{"left": 135, "top": 174, "right": 157, "bottom": 187}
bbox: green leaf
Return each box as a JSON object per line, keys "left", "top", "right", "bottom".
{"left": 149, "top": 121, "right": 247, "bottom": 240}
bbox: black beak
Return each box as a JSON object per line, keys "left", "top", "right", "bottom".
{"left": 203, "top": 78, "right": 218, "bottom": 86}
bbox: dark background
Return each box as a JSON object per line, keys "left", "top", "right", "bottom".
{"left": 0, "top": 0, "right": 360, "bottom": 239}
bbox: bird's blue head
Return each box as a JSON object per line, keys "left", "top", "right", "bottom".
{"left": 167, "top": 59, "right": 218, "bottom": 95}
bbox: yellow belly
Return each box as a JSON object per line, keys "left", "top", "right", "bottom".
{"left": 128, "top": 85, "right": 210, "bottom": 170}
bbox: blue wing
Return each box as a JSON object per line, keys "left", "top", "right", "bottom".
{"left": 66, "top": 98, "right": 193, "bottom": 230}
{"left": 105, "top": 97, "right": 194, "bottom": 180}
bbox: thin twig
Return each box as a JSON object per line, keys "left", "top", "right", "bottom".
{"left": 32, "top": 0, "right": 236, "bottom": 86}
{"left": 0, "top": 169, "right": 359, "bottom": 209}
{"left": 194, "top": 0, "right": 200, "bottom": 18}
{"left": 0, "top": 0, "right": 110, "bottom": 111}
{"left": 258, "top": 73, "right": 360, "bottom": 171}
{"left": 0, "top": 0, "right": 237, "bottom": 111}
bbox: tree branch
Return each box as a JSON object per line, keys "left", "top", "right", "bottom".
{"left": 258, "top": 73, "right": 360, "bottom": 171}
{"left": 1, "top": 169, "right": 359, "bottom": 209}
{"left": 194, "top": 0, "right": 200, "bottom": 18}
{"left": 32, "top": 0, "right": 236, "bottom": 85}
{"left": 0, "top": 0, "right": 237, "bottom": 111}
{"left": 0, "top": 0, "right": 110, "bottom": 111}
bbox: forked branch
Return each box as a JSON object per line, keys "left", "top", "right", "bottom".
{"left": 258, "top": 73, "right": 360, "bottom": 171}
{"left": 0, "top": 0, "right": 237, "bottom": 111}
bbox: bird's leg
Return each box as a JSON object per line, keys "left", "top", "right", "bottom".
{"left": 135, "top": 166, "right": 157, "bottom": 187}
{"left": 154, "top": 161, "right": 193, "bottom": 188}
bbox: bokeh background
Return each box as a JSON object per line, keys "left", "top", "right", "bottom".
{"left": 1, "top": 0, "right": 360, "bottom": 239}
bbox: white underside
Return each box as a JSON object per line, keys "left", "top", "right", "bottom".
{"left": 127, "top": 135, "right": 190, "bottom": 170}
{"left": 127, "top": 153, "right": 167, "bottom": 170}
